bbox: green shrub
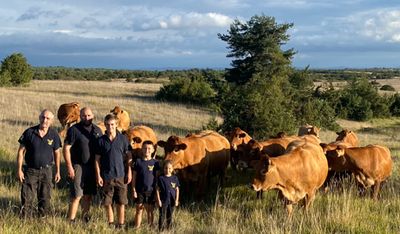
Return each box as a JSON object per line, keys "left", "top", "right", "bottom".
{"left": 380, "top": 84, "right": 395, "bottom": 91}
{"left": 0, "top": 53, "right": 33, "bottom": 86}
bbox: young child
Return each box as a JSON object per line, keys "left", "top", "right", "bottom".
{"left": 155, "top": 160, "right": 180, "bottom": 231}
{"left": 132, "top": 140, "right": 160, "bottom": 228}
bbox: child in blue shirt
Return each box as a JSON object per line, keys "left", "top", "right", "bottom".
{"left": 156, "top": 160, "right": 180, "bottom": 231}
{"left": 132, "top": 140, "right": 160, "bottom": 228}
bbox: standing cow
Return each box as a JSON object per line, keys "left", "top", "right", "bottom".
{"left": 57, "top": 102, "right": 80, "bottom": 137}
{"left": 324, "top": 144, "right": 392, "bottom": 200}
{"left": 251, "top": 142, "right": 328, "bottom": 217}
{"left": 125, "top": 125, "right": 158, "bottom": 161}
{"left": 157, "top": 131, "right": 230, "bottom": 199}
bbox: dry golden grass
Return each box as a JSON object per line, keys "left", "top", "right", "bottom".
{"left": 1, "top": 80, "right": 400, "bottom": 233}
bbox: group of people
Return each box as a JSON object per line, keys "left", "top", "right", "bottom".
{"left": 16, "top": 108, "right": 180, "bottom": 231}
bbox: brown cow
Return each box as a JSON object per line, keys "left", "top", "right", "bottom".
{"left": 110, "top": 106, "right": 130, "bottom": 132}
{"left": 324, "top": 144, "right": 392, "bottom": 200}
{"left": 97, "top": 106, "right": 131, "bottom": 134}
{"left": 226, "top": 127, "right": 253, "bottom": 170}
{"left": 251, "top": 142, "right": 328, "bottom": 217}
{"left": 57, "top": 102, "right": 80, "bottom": 137}
{"left": 335, "top": 129, "right": 359, "bottom": 147}
{"left": 157, "top": 131, "right": 230, "bottom": 197}
{"left": 125, "top": 125, "right": 157, "bottom": 161}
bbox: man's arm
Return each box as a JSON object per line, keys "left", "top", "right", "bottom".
{"left": 16, "top": 145, "right": 26, "bottom": 183}
{"left": 63, "top": 144, "right": 75, "bottom": 179}
{"left": 94, "top": 154, "right": 103, "bottom": 187}
{"left": 54, "top": 148, "right": 61, "bottom": 183}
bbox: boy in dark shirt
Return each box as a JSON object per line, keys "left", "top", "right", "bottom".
{"left": 94, "top": 114, "right": 132, "bottom": 229}
{"left": 132, "top": 140, "right": 160, "bottom": 228}
{"left": 155, "top": 160, "right": 180, "bottom": 231}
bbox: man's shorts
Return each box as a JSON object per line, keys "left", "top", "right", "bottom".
{"left": 102, "top": 177, "right": 128, "bottom": 205}
{"left": 69, "top": 164, "right": 97, "bottom": 198}
{"left": 135, "top": 191, "right": 155, "bottom": 205}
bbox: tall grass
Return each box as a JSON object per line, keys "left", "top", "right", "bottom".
{"left": 1, "top": 80, "right": 400, "bottom": 233}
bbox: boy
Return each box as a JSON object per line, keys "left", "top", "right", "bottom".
{"left": 155, "top": 160, "right": 180, "bottom": 231}
{"left": 132, "top": 140, "right": 160, "bottom": 228}
{"left": 94, "top": 114, "right": 132, "bottom": 229}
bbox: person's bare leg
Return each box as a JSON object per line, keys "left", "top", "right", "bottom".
{"left": 105, "top": 204, "right": 114, "bottom": 224}
{"left": 67, "top": 196, "right": 82, "bottom": 221}
{"left": 134, "top": 204, "right": 144, "bottom": 228}
{"left": 116, "top": 204, "right": 125, "bottom": 225}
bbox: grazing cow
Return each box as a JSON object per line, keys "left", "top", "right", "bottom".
{"left": 324, "top": 144, "right": 392, "bottom": 200}
{"left": 57, "top": 102, "right": 80, "bottom": 137}
{"left": 298, "top": 124, "right": 320, "bottom": 137}
{"left": 251, "top": 142, "right": 328, "bottom": 217}
{"left": 335, "top": 129, "right": 359, "bottom": 147}
{"left": 97, "top": 106, "right": 131, "bottom": 133}
{"left": 157, "top": 131, "right": 230, "bottom": 197}
{"left": 125, "top": 125, "right": 158, "bottom": 161}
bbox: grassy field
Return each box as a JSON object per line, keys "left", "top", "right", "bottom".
{"left": 0, "top": 80, "right": 400, "bottom": 233}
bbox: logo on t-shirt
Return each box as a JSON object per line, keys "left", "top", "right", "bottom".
{"left": 47, "top": 139, "right": 53, "bottom": 145}
{"left": 171, "top": 182, "right": 176, "bottom": 188}
{"left": 148, "top": 165, "right": 154, "bottom": 171}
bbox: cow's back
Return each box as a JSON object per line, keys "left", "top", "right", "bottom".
{"left": 346, "top": 145, "right": 392, "bottom": 181}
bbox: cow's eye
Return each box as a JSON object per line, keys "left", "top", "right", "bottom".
{"left": 260, "top": 169, "right": 267, "bottom": 175}
{"left": 174, "top": 148, "right": 180, "bottom": 152}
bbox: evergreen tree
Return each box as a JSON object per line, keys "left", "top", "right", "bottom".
{"left": 0, "top": 53, "right": 33, "bottom": 86}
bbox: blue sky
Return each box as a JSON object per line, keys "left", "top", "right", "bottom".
{"left": 1, "top": 0, "right": 400, "bottom": 69}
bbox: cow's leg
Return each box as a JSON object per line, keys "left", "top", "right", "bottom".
{"left": 372, "top": 181, "right": 381, "bottom": 200}
{"left": 285, "top": 203, "right": 293, "bottom": 219}
{"left": 304, "top": 190, "right": 316, "bottom": 211}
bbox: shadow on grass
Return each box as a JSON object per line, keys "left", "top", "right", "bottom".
{"left": 0, "top": 119, "right": 36, "bottom": 127}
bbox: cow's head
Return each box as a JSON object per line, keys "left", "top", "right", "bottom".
{"left": 110, "top": 106, "right": 123, "bottom": 115}
{"left": 251, "top": 153, "right": 278, "bottom": 192}
{"left": 226, "top": 127, "right": 251, "bottom": 150}
{"left": 324, "top": 145, "right": 346, "bottom": 171}
{"left": 336, "top": 129, "right": 352, "bottom": 140}
{"left": 157, "top": 136, "right": 187, "bottom": 169}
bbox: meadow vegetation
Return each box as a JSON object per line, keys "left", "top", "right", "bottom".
{"left": 0, "top": 80, "right": 400, "bottom": 233}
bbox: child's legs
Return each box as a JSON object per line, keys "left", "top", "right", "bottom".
{"left": 144, "top": 203, "right": 155, "bottom": 225}
{"left": 134, "top": 203, "right": 144, "bottom": 228}
{"left": 166, "top": 204, "right": 174, "bottom": 228}
{"left": 158, "top": 205, "right": 167, "bottom": 230}
{"left": 105, "top": 204, "right": 114, "bottom": 223}
{"left": 116, "top": 204, "right": 125, "bottom": 225}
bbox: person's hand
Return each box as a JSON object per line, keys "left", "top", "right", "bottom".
{"left": 17, "top": 169, "right": 25, "bottom": 183}
{"left": 125, "top": 173, "right": 132, "bottom": 184}
{"left": 67, "top": 165, "right": 75, "bottom": 179}
{"left": 175, "top": 200, "right": 179, "bottom": 207}
{"left": 158, "top": 200, "right": 162, "bottom": 208}
{"left": 97, "top": 177, "right": 103, "bottom": 187}
{"left": 132, "top": 190, "right": 137, "bottom": 199}
{"left": 54, "top": 172, "right": 61, "bottom": 183}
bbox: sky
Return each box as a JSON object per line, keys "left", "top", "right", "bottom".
{"left": 1, "top": 0, "right": 400, "bottom": 70}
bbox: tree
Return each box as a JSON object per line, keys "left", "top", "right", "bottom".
{"left": 0, "top": 53, "right": 33, "bottom": 86}
{"left": 218, "top": 15, "right": 295, "bottom": 85}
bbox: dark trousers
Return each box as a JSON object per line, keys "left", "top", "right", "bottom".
{"left": 21, "top": 166, "right": 53, "bottom": 217}
{"left": 159, "top": 203, "right": 174, "bottom": 231}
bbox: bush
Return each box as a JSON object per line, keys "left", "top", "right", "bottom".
{"left": 0, "top": 53, "right": 33, "bottom": 86}
{"left": 380, "top": 84, "right": 395, "bottom": 91}
{"left": 156, "top": 75, "right": 216, "bottom": 106}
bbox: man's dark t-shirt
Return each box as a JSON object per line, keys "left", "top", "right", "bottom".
{"left": 64, "top": 122, "right": 102, "bottom": 165}
{"left": 18, "top": 125, "right": 62, "bottom": 169}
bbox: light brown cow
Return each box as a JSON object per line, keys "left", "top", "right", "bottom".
{"left": 110, "top": 106, "right": 130, "bottom": 132}
{"left": 97, "top": 106, "right": 131, "bottom": 134}
{"left": 57, "top": 102, "right": 80, "bottom": 137}
{"left": 335, "top": 129, "right": 359, "bottom": 147}
{"left": 251, "top": 142, "right": 328, "bottom": 217}
{"left": 125, "top": 125, "right": 157, "bottom": 161}
{"left": 226, "top": 127, "right": 253, "bottom": 170}
{"left": 157, "top": 131, "right": 230, "bottom": 197}
{"left": 298, "top": 124, "right": 320, "bottom": 137}
{"left": 324, "top": 144, "right": 392, "bottom": 200}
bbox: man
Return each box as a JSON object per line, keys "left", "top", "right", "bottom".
{"left": 63, "top": 107, "right": 102, "bottom": 223}
{"left": 95, "top": 114, "right": 132, "bottom": 229}
{"left": 17, "top": 109, "right": 61, "bottom": 218}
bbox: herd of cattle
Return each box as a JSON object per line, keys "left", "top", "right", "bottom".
{"left": 57, "top": 102, "right": 394, "bottom": 216}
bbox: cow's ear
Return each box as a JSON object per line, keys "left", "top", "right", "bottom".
{"left": 133, "top": 137, "right": 142, "bottom": 143}
{"left": 336, "top": 131, "right": 340, "bottom": 135}
{"left": 177, "top": 143, "right": 187, "bottom": 151}
{"left": 157, "top": 140, "right": 167, "bottom": 148}
{"left": 239, "top": 133, "right": 246, "bottom": 138}
{"left": 248, "top": 139, "right": 256, "bottom": 147}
